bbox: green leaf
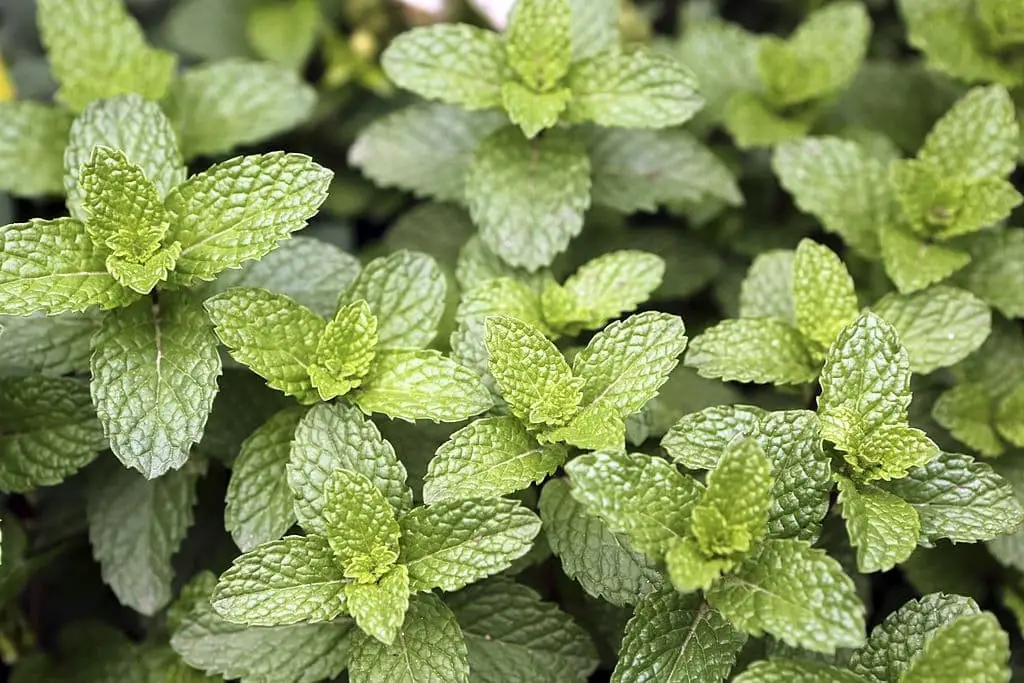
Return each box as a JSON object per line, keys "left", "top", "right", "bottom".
{"left": 739, "top": 251, "right": 796, "bottom": 323}
{"left": 567, "top": 0, "right": 619, "bottom": 61}
{"left": 423, "top": 416, "right": 567, "bottom": 504}
{"left": 451, "top": 578, "right": 599, "bottom": 683}
{"left": 565, "top": 50, "right": 703, "bottom": 128}
{"left": 164, "top": 152, "right": 332, "bottom": 288}
{"left": 64, "top": 95, "right": 186, "bottom": 221}
{"left": 91, "top": 293, "right": 221, "bottom": 478}
{"left": 0, "top": 313, "right": 98, "bottom": 377}
{"left": 322, "top": 469, "right": 401, "bottom": 582}
{"left": 211, "top": 535, "right": 347, "bottom": 627}
{"left": 879, "top": 223, "right": 972, "bottom": 294}
{"left": 847, "top": 423, "right": 940, "bottom": 482}
{"left": 565, "top": 450, "right": 703, "bottom": 556}
{"left": 0, "top": 218, "right": 130, "bottom": 316}
{"left": 0, "top": 376, "right": 105, "bottom": 493}
{"left": 352, "top": 349, "right": 493, "bottom": 422}
{"left": 246, "top": 0, "right": 319, "bottom": 68}
{"left": 225, "top": 408, "right": 305, "bottom": 552}
{"left": 457, "top": 277, "right": 549, "bottom": 334}
{"left": 900, "top": 613, "right": 1010, "bottom": 683}
{"left": 399, "top": 497, "right": 541, "bottom": 592}
{"left": 105, "top": 245, "right": 182, "bottom": 296}
{"left": 932, "top": 383, "right": 1004, "bottom": 457}
{"left": 501, "top": 81, "right": 571, "bottom": 138}
{"left": 0, "top": 102, "right": 72, "bottom": 198}
{"left": 205, "top": 288, "right": 324, "bottom": 404}
{"left": 466, "top": 126, "right": 591, "bottom": 271}
{"left": 540, "top": 398, "right": 625, "bottom": 451}
{"left": 724, "top": 92, "right": 816, "bottom": 149}
{"left": 165, "top": 59, "right": 317, "bottom": 160}
{"left": 918, "top": 85, "right": 1019, "bottom": 180}
{"left": 349, "top": 104, "right": 506, "bottom": 203}
{"left": 685, "top": 318, "right": 818, "bottom": 385}
{"left": 997, "top": 385, "right": 1024, "bottom": 446}
{"left": 505, "top": 0, "right": 572, "bottom": 91}
{"left": 86, "top": 462, "right": 199, "bottom": 615}
{"left": 662, "top": 404, "right": 767, "bottom": 470}
{"left": 337, "top": 250, "right": 446, "bottom": 350}
{"left": 381, "top": 24, "right": 508, "bottom": 110}
{"left": 538, "top": 478, "right": 664, "bottom": 607}
{"left": 308, "top": 300, "right": 377, "bottom": 401}
{"left": 836, "top": 476, "right": 920, "bottom": 574}
{"left": 348, "top": 593, "right": 469, "bottom": 683}
{"left": 560, "top": 251, "right": 665, "bottom": 330}
{"left": 792, "top": 240, "right": 859, "bottom": 356}
{"left": 36, "top": 0, "right": 177, "bottom": 112}
{"left": 955, "top": 228, "right": 1024, "bottom": 318}
{"left": 485, "top": 314, "right": 583, "bottom": 427}
{"left": 733, "top": 659, "right": 868, "bottom": 683}
{"left": 692, "top": 438, "right": 772, "bottom": 557}
{"left": 881, "top": 451, "right": 1024, "bottom": 543}
{"left": 871, "top": 286, "right": 991, "bottom": 374}
{"left": 706, "top": 539, "right": 865, "bottom": 653}
{"left": 611, "top": 590, "right": 747, "bottom": 683}
{"left": 677, "top": 18, "right": 762, "bottom": 129}
{"left": 345, "top": 564, "right": 410, "bottom": 645}
{"left": 288, "top": 403, "right": 412, "bottom": 534}
{"left": 664, "top": 537, "right": 731, "bottom": 593}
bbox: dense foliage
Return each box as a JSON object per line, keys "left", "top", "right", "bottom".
{"left": 0, "top": 0, "right": 1023, "bottom": 680}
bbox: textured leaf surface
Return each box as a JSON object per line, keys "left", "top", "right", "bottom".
{"left": 505, "top": 0, "right": 572, "bottom": 90}
{"left": 345, "top": 565, "right": 410, "bottom": 645}
{"left": 0, "top": 102, "right": 72, "bottom": 198}
{"left": 91, "top": 294, "right": 221, "bottom": 478}
{"left": 734, "top": 659, "right": 868, "bottom": 683}
{"left": 792, "top": 240, "right": 859, "bottom": 355}
{"left": 502, "top": 82, "right": 571, "bottom": 138}
{"left": 900, "top": 613, "right": 1010, "bottom": 683}
{"left": 837, "top": 477, "right": 920, "bottom": 573}
{"left": 918, "top": 85, "right": 1019, "bottom": 180}
{"left": 0, "top": 313, "right": 97, "bottom": 377}
{"left": 739, "top": 251, "right": 796, "bottom": 323}
{"left": 932, "top": 383, "right": 1004, "bottom": 457}
{"left": 685, "top": 318, "right": 817, "bottom": 385}
{"left": 322, "top": 469, "right": 401, "bottom": 581}
{"left": 954, "top": 228, "right": 1024, "bottom": 318}
{"left": 309, "top": 300, "right": 377, "bottom": 401}
{"left": 692, "top": 439, "right": 772, "bottom": 556}
{"left": 562, "top": 251, "right": 665, "bottom": 331}
{"left": 879, "top": 224, "right": 971, "bottom": 294}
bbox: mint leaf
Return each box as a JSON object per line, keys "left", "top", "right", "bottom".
{"left": 565, "top": 450, "right": 703, "bottom": 556}
{"left": 677, "top": 18, "right": 762, "bottom": 128}
{"left": 165, "top": 152, "right": 332, "bottom": 288}
{"left": 565, "top": 51, "right": 703, "bottom": 129}
{"left": 308, "top": 300, "right": 377, "bottom": 401}
{"left": 932, "top": 383, "right": 1004, "bottom": 457}
{"left": 708, "top": 539, "right": 865, "bottom": 652}
{"left": 733, "top": 659, "right": 868, "bottom": 682}
{"left": 918, "top": 85, "right": 1019, "bottom": 180}
{"left": 485, "top": 314, "right": 583, "bottom": 427}
{"left": 879, "top": 222, "right": 971, "bottom": 294}
{"left": 685, "top": 318, "right": 818, "bottom": 385}
{"left": 900, "top": 612, "right": 1010, "bottom": 683}
{"left": 211, "top": 535, "right": 346, "bottom": 627}
{"left": 466, "top": 126, "right": 591, "bottom": 271}
{"left": 0, "top": 218, "right": 130, "bottom": 315}
{"left": 36, "top": 0, "right": 177, "bottom": 112}
{"left": 0, "top": 102, "right": 72, "bottom": 198}
{"left": 288, "top": 403, "right": 412, "bottom": 534}
{"left": 724, "top": 92, "right": 816, "bottom": 149}
{"left": 792, "top": 240, "right": 859, "bottom": 356}
{"left": 0, "top": 312, "right": 98, "bottom": 377}
{"left": 381, "top": 24, "right": 508, "bottom": 110}
{"left": 322, "top": 468, "right": 401, "bottom": 582}
{"left": 423, "top": 416, "right": 567, "bottom": 503}
{"left": 836, "top": 476, "right": 920, "bottom": 573}
{"left": 345, "top": 564, "right": 410, "bottom": 645}
{"left": 338, "top": 250, "right": 446, "bottom": 350}
{"left": 662, "top": 404, "right": 767, "bottom": 471}
{"left": 505, "top": 0, "right": 572, "bottom": 91}
{"left": 165, "top": 59, "right": 316, "bottom": 160}
{"left": 225, "top": 408, "right": 305, "bottom": 552}
{"left": 567, "top": 0, "right": 619, "bottom": 61}
{"left": 91, "top": 293, "right": 221, "bottom": 478}
{"left": 448, "top": 577, "right": 599, "bottom": 683}
{"left": 0, "top": 376, "right": 105, "bottom": 492}
{"left": 955, "top": 228, "right": 1024, "bottom": 318}
{"left": 86, "top": 462, "right": 199, "bottom": 615}
{"left": 539, "top": 478, "right": 664, "bottom": 606}
{"left": 502, "top": 82, "right": 571, "bottom": 138}
{"left": 739, "top": 251, "right": 796, "bottom": 322}
{"left": 692, "top": 438, "right": 772, "bottom": 557}
{"left": 205, "top": 288, "right": 324, "bottom": 404}
{"left": 348, "top": 593, "right": 469, "bottom": 683}
{"left": 560, "top": 251, "right": 665, "bottom": 330}
{"left": 399, "top": 497, "right": 541, "bottom": 592}
{"left": 665, "top": 537, "right": 731, "bottom": 593}
{"left": 612, "top": 590, "right": 746, "bottom": 683}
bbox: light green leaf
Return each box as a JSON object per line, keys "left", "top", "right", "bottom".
{"left": 0, "top": 218, "right": 130, "bottom": 316}
{"left": 205, "top": 287, "right": 325, "bottom": 404}
{"left": 918, "top": 85, "right": 1019, "bottom": 180}
{"left": 538, "top": 478, "right": 664, "bottom": 607}
{"left": 165, "top": 59, "right": 317, "bottom": 160}
{"left": 485, "top": 314, "right": 582, "bottom": 427}
{"left": 226, "top": 408, "right": 305, "bottom": 552}
{"left": 872, "top": 286, "right": 991, "bottom": 374}
{"left": 560, "top": 251, "right": 664, "bottom": 330}
{"left": 399, "top": 497, "right": 541, "bottom": 592}
{"left": 423, "top": 416, "right": 567, "bottom": 504}
{"left": 323, "top": 469, "right": 400, "bottom": 582}
{"left": 901, "top": 613, "right": 1010, "bottom": 683}
{"left": 36, "top": 0, "right": 177, "bottom": 112}
{"left": 664, "top": 537, "right": 730, "bottom": 594}
{"left": 345, "top": 565, "right": 410, "bottom": 646}
{"left": 541, "top": 398, "right": 625, "bottom": 451}
{"left": 466, "top": 126, "right": 591, "bottom": 271}
{"left": 337, "top": 250, "right": 446, "bottom": 350}
{"left": 734, "top": 659, "right": 868, "bottom": 683}
{"left": 997, "top": 385, "right": 1024, "bottom": 446}
{"left": 706, "top": 539, "right": 865, "bottom": 653}
{"left": 955, "top": 227, "right": 1024, "bottom": 318}
{"left": 501, "top": 81, "right": 571, "bottom": 138}
{"left": 211, "top": 535, "right": 347, "bottom": 627}
{"left": 880, "top": 222, "right": 972, "bottom": 294}
{"left": 448, "top": 577, "right": 598, "bottom": 683}
{"left": 724, "top": 91, "right": 817, "bottom": 149}
{"left": 456, "top": 277, "right": 549, "bottom": 334}
{"left": 105, "top": 245, "right": 181, "bottom": 296}
{"left": 692, "top": 439, "right": 772, "bottom": 557}
{"left": 565, "top": 450, "right": 703, "bottom": 556}
{"left": 685, "top": 318, "right": 817, "bottom": 385}
{"left": 847, "top": 424, "right": 940, "bottom": 482}
{"left": 309, "top": 300, "right": 377, "bottom": 401}
{"left": 0, "top": 102, "right": 72, "bottom": 198}
{"left": 87, "top": 462, "right": 199, "bottom": 615}
{"left": 0, "top": 376, "right": 105, "bottom": 493}
{"left": 91, "top": 293, "right": 221, "bottom": 478}
{"left": 611, "top": 590, "right": 746, "bottom": 683}
{"left": 677, "top": 18, "right": 762, "bottom": 129}
{"left": 288, "top": 402, "right": 412, "bottom": 534}
{"left": 165, "top": 152, "right": 332, "bottom": 288}
{"left": 739, "top": 251, "right": 796, "bottom": 323}
{"left": 0, "top": 312, "right": 97, "bottom": 377}
{"left": 792, "top": 239, "right": 859, "bottom": 356}
{"left": 381, "top": 24, "right": 508, "bottom": 110}
{"left": 932, "top": 383, "right": 1004, "bottom": 457}
{"left": 246, "top": 0, "right": 319, "bottom": 68}
{"left": 64, "top": 95, "right": 186, "bottom": 221}
{"left": 505, "top": 0, "right": 572, "bottom": 91}
{"left": 352, "top": 349, "right": 492, "bottom": 422}
{"left": 348, "top": 593, "right": 469, "bottom": 683}
{"left": 567, "top": 0, "right": 618, "bottom": 61}
{"left": 836, "top": 476, "right": 920, "bottom": 574}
